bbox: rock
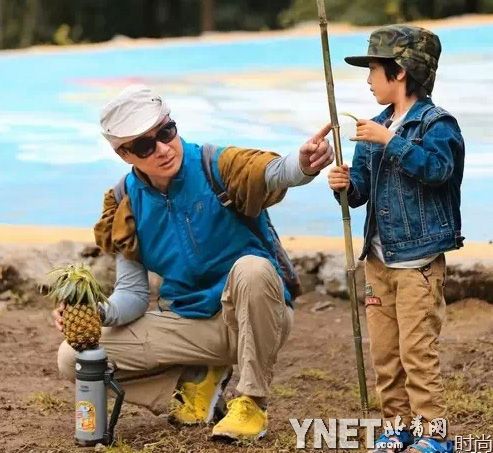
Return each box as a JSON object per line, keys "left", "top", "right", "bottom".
{"left": 446, "top": 263, "right": 493, "bottom": 303}
{"left": 316, "top": 254, "right": 365, "bottom": 301}
{"left": 0, "top": 290, "right": 16, "bottom": 301}
{"left": 299, "top": 273, "right": 319, "bottom": 293}
{"left": 288, "top": 249, "right": 493, "bottom": 305}
{"left": 0, "top": 242, "right": 491, "bottom": 309}
{"left": 80, "top": 245, "right": 102, "bottom": 258}
{"left": 317, "top": 254, "right": 347, "bottom": 298}
{"left": 290, "top": 250, "right": 325, "bottom": 274}
{"left": 0, "top": 242, "right": 116, "bottom": 304}
{"left": 0, "top": 265, "right": 22, "bottom": 292}
{"left": 311, "top": 300, "right": 335, "bottom": 312}
{"left": 89, "top": 253, "right": 117, "bottom": 295}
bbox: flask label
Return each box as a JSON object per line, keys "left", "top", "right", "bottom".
{"left": 76, "top": 401, "right": 96, "bottom": 433}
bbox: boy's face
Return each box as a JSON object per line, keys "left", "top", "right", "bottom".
{"left": 367, "top": 61, "right": 402, "bottom": 105}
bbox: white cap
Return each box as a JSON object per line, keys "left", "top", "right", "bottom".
{"left": 100, "top": 84, "right": 171, "bottom": 150}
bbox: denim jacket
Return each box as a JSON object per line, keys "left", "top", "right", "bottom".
{"left": 337, "top": 98, "right": 465, "bottom": 264}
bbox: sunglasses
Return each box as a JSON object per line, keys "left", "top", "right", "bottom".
{"left": 123, "top": 120, "right": 177, "bottom": 158}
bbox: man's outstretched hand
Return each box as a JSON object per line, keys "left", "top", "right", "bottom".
{"left": 299, "top": 123, "right": 335, "bottom": 175}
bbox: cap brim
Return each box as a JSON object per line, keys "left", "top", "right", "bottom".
{"left": 344, "top": 55, "right": 394, "bottom": 67}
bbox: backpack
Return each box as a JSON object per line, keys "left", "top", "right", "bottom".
{"left": 112, "top": 144, "right": 303, "bottom": 300}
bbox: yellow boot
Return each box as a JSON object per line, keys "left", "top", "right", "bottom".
{"left": 211, "top": 395, "right": 268, "bottom": 441}
{"left": 168, "top": 366, "right": 232, "bottom": 425}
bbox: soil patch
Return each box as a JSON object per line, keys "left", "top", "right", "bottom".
{"left": 0, "top": 295, "right": 492, "bottom": 452}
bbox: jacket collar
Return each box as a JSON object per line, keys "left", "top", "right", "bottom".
{"left": 373, "top": 97, "right": 435, "bottom": 126}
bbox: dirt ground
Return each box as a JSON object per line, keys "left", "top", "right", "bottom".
{"left": 1, "top": 294, "right": 492, "bottom": 453}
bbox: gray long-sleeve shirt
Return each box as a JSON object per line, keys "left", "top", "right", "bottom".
{"left": 103, "top": 152, "right": 316, "bottom": 326}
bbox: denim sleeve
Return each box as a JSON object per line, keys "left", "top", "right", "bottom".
{"left": 102, "top": 253, "right": 150, "bottom": 326}
{"left": 383, "top": 116, "right": 463, "bottom": 185}
{"left": 265, "top": 152, "right": 317, "bottom": 191}
{"left": 333, "top": 141, "right": 370, "bottom": 208}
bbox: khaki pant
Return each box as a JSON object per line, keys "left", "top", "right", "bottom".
{"left": 365, "top": 253, "right": 447, "bottom": 435}
{"left": 58, "top": 255, "right": 293, "bottom": 415}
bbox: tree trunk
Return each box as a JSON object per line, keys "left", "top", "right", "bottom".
{"left": 0, "top": 0, "right": 3, "bottom": 49}
{"left": 201, "top": 0, "right": 215, "bottom": 32}
{"left": 20, "top": 0, "right": 39, "bottom": 47}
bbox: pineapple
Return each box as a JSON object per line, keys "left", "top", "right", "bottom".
{"left": 47, "top": 263, "right": 108, "bottom": 351}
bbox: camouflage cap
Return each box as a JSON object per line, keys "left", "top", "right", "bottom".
{"left": 345, "top": 24, "right": 441, "bottom": 94}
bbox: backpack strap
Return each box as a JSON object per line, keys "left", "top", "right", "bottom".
{"left": 201, "top": 144, "right": 232, "bottom": 208}
{"left": 200, "top": 143, "right": 266, "bottom": 240}
{"left": 113, "top": 175, "right": 127, "bottom": 204}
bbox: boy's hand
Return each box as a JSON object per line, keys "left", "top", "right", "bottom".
{"left": 351, "top": 119, "right": 394, "bottom": 145}
{"left": 299, "top": 123, "right": 334, "bottom": 175}
{"left": 328, "top": 164, "right": 350, "bottom": 192}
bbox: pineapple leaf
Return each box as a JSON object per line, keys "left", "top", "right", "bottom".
{"left": 46, "top": 263, "right": 108, "bottom": 307}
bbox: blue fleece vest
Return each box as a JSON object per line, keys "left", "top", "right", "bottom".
{"left": 124, "top": 139, "right": 291, "bottom": 318}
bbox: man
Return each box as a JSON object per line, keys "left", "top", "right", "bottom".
{"left": 55, "top": 84, "right": 334, "bottom": 442}
{"left": 329, "top": 25, "right": 464, "bottom": 453}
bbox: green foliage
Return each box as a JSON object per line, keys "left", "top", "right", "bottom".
{"left": 52, "top": 24, "right": 73, "bottom": 46}
{"left": 0, "top": 0, "right": 491, "bottom": 49}
{"left": 279, "top": 0, "right": 493, "bottom": 26}
{"left": 482, "top": 0, "right": 493, "bottom": 13}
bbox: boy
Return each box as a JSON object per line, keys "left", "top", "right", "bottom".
{"left": 328, "top": 25, "right": 464, "bottom": 453}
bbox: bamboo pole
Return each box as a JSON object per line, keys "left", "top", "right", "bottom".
{"left": 315, "top": 0, "right": 369, "bottom": 416}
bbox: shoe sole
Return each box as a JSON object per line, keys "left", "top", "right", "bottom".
{"left": 211, "top": 429, "right": 267, "bottom": 442}
{"left": 204, "top": 367, "right": 233, "bottom": 424}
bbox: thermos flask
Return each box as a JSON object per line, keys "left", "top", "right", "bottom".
{"left": 75, "top": 347, "right": 125, "bottom": 446}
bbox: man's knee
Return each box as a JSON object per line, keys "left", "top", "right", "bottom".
{"left": 57, "top": 341, "right": 76, "bottom": 381}
{"left": 232, "top": 255, "right": 278, "bottom": 285}
{"left": 228, "top": 255, "right": 285, "bottom": 309}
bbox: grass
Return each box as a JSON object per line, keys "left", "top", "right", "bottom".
{"left": 82, "top": 369, "right": 493, "bottom": 452}
{"left": 296, "top": 368, "right": 330, "bottom": 381}
{"left": 444, "top": 374, "right": 493, "bottom": 435}
{"left": 26, "top": 391, "right": 67, "bottom": 412}
{"left": 348, "top": 384, "right": 380, "bottom": 412}
{"left": 272, "top": 384, "right": 298, "bottom": 398}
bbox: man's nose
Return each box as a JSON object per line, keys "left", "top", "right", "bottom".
{"left": 155, "top": 141, "right": 171, "bottom": 156}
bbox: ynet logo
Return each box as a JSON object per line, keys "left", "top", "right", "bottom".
{"left": 289, "top": 418, "right": 382, "bottom": 449}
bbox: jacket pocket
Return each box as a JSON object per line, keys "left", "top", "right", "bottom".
{"left": 185, "top": 212, "right": 200, "bottom": 254}
{"left": 431, "top": 193, "right": 449, "bottom": 227}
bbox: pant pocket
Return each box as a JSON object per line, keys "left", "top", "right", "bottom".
{"left": 102, "top": 318, "right": 160, "bottom": 371}
{"left": 426, "top": 277, "right": 446, "bottom": 335}
{"left": 415, "top": 269, "right": 445, "bottom": 337}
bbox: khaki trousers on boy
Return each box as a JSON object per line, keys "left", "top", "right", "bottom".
{"left": 365, "top": 253, "right": 447, "bottom": 436}
{"left": 58, "top": 255, "right": 293, "bottom": 415}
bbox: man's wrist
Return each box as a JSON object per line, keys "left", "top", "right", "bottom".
{"left": 299, "top": 160, "right": 320, "bottom": 176}
{"left": 98, "top": 303, "right": 106, "bottom": 325}
{"left": 301, "top": 167, "right": 320, "bottom": 176}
